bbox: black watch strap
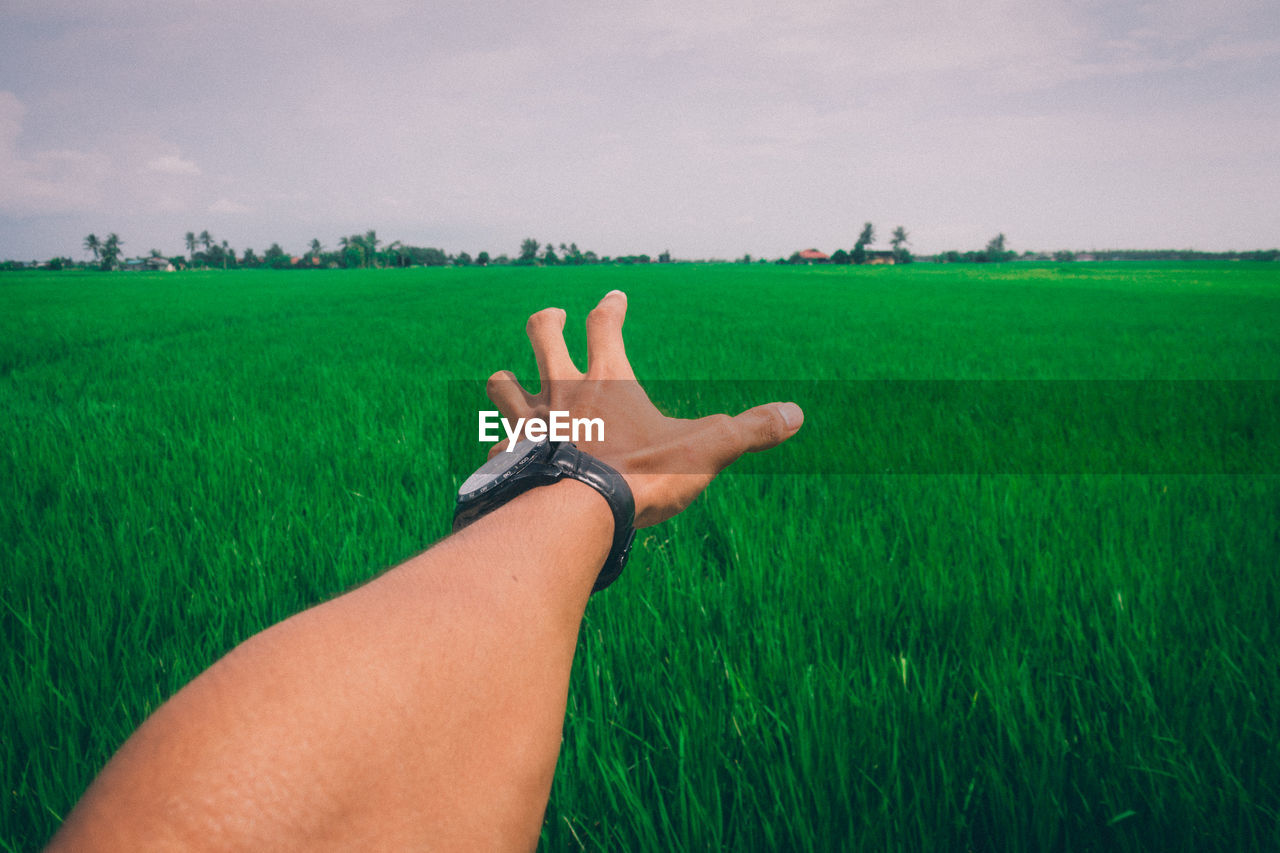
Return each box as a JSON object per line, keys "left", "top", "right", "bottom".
{"left": 546, "top": 443, "right": 637, "bottom": 592}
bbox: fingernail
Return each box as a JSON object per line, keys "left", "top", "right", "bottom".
{"left": 778, "top": 402, "right": 803, "bottom": 429}
{"left": 606, "top": 289, "right": 625, "bottom": 299}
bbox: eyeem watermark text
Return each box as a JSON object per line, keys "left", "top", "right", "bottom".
{"left": 479, "top": 411, "right": 604, "bottom": 450}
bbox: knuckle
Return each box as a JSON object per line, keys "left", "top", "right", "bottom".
{"left": 759, "top": 409, "right": 786, "bottom": 445}
{"left": 708, "top": 413, "right": 738, "bottom": 446}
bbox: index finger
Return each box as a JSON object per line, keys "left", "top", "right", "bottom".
{"left": 585, "top": 290, "right": 634, "bottom": 379}
{"left": 526, "top": 307, "right": 581, "bottom": 385}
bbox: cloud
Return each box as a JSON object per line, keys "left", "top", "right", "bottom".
{"left": 144, "top": 154, "right": 201, "bottom": 176}
{"left": 0, "top": 90, "right": 110, "bottom": 216}
{"left": 1187, "top": 36, "right": 1280, "bottom": 67}
{"left": 0, "top": 91, "right": 203, "bottom": 219}
{"left": 3, "top": 1, "right": 1279, "bottom": 258}
{"left": 209, "top": 197, "right": 251, "bottom": 214}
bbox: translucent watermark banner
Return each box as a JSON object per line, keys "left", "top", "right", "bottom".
{"left": 446, "top": 380, "right": 1280, "bottom": 475}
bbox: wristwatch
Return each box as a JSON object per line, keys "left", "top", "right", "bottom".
{"left": 453, "top": 439, "right": 637, "bottom": 592}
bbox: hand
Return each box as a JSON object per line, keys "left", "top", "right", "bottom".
{"left": 484, "top": 290, "right": 804, "bottom": 527}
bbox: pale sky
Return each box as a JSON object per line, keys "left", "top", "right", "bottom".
{"left": 2, "top": 0, "right": 1278, "bottom": 261}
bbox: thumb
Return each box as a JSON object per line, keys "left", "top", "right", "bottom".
{"left": 731, "top": 401, "right": 804, "bottom": 454}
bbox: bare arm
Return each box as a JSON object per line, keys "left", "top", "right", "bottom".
{"left": 49, "top": 290, "right": 802, "bottom": 851}
{"left": 51, "top": 480, "right": 613, "bottom": 850}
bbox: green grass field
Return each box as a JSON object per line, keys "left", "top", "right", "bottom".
{"left": 3, "top": 262, "right": 1279, "bottom": 850}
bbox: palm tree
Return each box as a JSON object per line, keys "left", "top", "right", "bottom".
{"left": 309, "top": 238, "right": 323, "bottom": 261}
{"left": 852, "top": 221, "right": 875, "bottom": 264}
{"left": 83, "top": 234, "right": 101, "bottom": 263}
{"left": 184, "top": 231, "right": 197, "bottom": 261}
{"left": 191, "top": 231, "right": 212, "bottom": 268}
{"left": 364, "top": 230, "right": 380, "bottom": 268}
{"left": 100, "top": 233, "right": 123, "bottom": 271}
{"left": 890, "top": 226, "right": 911, "bottom": 263}
{"left": 339, "top": 235, "right": 364, "bottom": 268}
{"left": 985, "top": 233, "right": 1009, "bottom": 262}
{"left": 221, "top": 240, "right": 232, "bottom": 269}
{"left": 384, "top": 240, "right": 404, "bottom": 267}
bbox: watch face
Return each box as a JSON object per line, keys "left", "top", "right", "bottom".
{"left": 458, "top": 439, "right": 543, "bottom": 498}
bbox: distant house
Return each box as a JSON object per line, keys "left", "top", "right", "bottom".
{"left": 865, "top": 250, "right": 896, "bottom": 265}
{"left": 124, "top": 257, "right": 175, "bottom": 272}
{"left": 797, "top": 248, "right": 829, "bottom": 263}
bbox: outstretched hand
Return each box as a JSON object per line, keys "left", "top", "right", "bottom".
{"left": 484, "top": 290, "right": 803, "bottom": 528}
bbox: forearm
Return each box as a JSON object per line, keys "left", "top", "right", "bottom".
{"left": 49, "top": 289, "right": 803, "bottom": 852}
{"left": 50, "top": 480, "right": 612, "bottom": 852}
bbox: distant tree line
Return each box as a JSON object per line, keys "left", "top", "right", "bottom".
{"left": 514, "top": 238, "right": 668, "bottom": 266}
{"left": 3, "top": 228, "right": 1277, "bottom": 271}
{"left": 1055, "top": 248, "right": 1280, "bottom": 262}
{"left": 0, "top": 231, "right": 678, "bottom": 272}
{"left": 772, "top": 222, "right": 915, "bottom": 265}
{"left": 933, "top": 241, "right": 1279, "bottom": 264}
{"left": 932, "top": 233, "right": 1016, "bottom": 263}
{"left": 752, "top": 226, "right": 1279, "bottom": 267}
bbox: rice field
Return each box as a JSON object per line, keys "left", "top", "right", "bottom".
{"left": 3, "top": 261, "right": 1279, "bottom": 850}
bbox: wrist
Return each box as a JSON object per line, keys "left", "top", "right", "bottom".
{"left": 458, "top": 479, "right": 614, "bottom": 600}
{"left": 453, "top": 440, "right": 636, "bottom": 592}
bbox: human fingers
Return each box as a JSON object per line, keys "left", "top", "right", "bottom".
{"left": 700, "top": 402, "right": 805, "bottom": 470}
{"left": 732, "top": 401, "right": 804, "bottom": 453}
{"left": 585, "top": 290, "right": 634, "bottom": 378}
{"left": 485, "top": 370, "right": 536, "bottom": 420}
{"left": 526, "top": 307, "right": 581, "bottom": 385}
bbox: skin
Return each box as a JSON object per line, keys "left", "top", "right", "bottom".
{"left": 48, "top": 290, "right": 803, "bottom": 851}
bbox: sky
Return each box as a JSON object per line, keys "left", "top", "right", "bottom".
{"left": 2, "top": 0, "right": 1278, "bottom": 261}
